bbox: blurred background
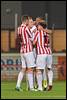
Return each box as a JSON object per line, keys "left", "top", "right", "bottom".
{"left": 1, "top": 1, "right": 66, "bottom": 81}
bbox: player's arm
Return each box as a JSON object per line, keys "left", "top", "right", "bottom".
{"left": 33, "top": 31, "right": 38, "bottom": 45}
{"left": 43, "top": 29, "right": 52, "bottom": 34}
{"left": 26, "top": 27, "right": 32, "bottom": 38}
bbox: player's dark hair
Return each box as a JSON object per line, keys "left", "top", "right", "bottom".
{"left": 38, "top": 22, "right": 47, "bottom": 29}
{"left": 21, "top": 15, "right": 29, "bottom": 22}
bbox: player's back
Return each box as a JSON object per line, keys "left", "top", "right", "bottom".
{"left": 18, "top": 24, "right": 33, "bottom": 53}
{"left": 33, "top": 30, "right": 51, "bottom": 54}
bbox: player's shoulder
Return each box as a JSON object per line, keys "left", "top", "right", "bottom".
{"left": 36, "top": 30, "right": 40, "bottom": 33}
{"left": 17, "top": 25, "right": 22, "bottom": 30}
{"left": 25, "top": 26, "right": 28, "bottom": 30}
{"left": 46, "top": 32, "right": 49, "bottom": 36}
{"left": 31, "top": 25, "right": 37, "bottom": 31}
{"left": 18, "top": 25, "right": 20, "bottom": 28}
{"left": 34, "top": 30, "right": 39, "bottom": 36}
{"left": 25, "top": 26, "right": 31, "bottom": 33}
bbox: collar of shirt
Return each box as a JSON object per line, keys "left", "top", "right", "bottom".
{"left": 21, "top": 24, "right": 26, "bottom": 27}
{"left": 30, "top": 25, "right": 37, "bottom": 33}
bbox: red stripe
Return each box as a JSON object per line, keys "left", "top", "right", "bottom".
{"left": 29, "top": 43, "right": 31, "bottom": 52}
{"left": 26, "top": 28, "right": 32, "bottom": 38}
{"left": 42, "top": 46, "right": 45, "bottom": 54}
{"left": 34, "top": 31, "right": 38, "bottom": 43}
{"left": 24, "top": 27, "right": 27, "bottom": 53}
{"left": 48, "top": 47, "right": 51, "bottom": 54}
{"left": 29, "top": 28, "right": 31, "bottom": 33}
{"left": 40, "top": 31, "right": 42, "bottom": 47}
{"left": 38, "top": 43, "right": 41, "bottom": 54}
{"left": 18, "top": 27, "right": 20, "bottom": 34}
{"left": 19, "top": 27, "right": 21, "bottom": 35}
{"left": 45, "top": 47, "right": 48, "bottom": 54}
{"left": 20, "top": 27, "right": 22, "bottom": 35}
{"left": 48, "top": 48, "right": 50, "bottom": 54}
{"left": 28, "top": 42, "right": 29, "bottom": 52}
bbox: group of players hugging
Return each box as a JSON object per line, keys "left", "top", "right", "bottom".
{"left": 15, "top": 15, "right": 53, "bottom": 91}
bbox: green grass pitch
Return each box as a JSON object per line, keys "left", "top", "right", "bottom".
{"left": 1, "top": 80, "right": 66, "bottom": 99}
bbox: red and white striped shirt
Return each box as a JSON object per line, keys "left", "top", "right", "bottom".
{"left": 33, "top": 30, "right": 52, "bottom": 55}
{"left": 17, "top": 24, "right": 33, "bottom": 53}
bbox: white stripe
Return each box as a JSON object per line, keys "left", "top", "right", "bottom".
{"left": 37, "top": 44, "right": 39, "bottom": 55}
{"left": 27, "top": 43, "right": 29, "bottom": 52}
{"left": 44, "top": 47, "right": 47, "bottom": 54}
{"left": 18, "top": 27, "right": 20, "bottom": 35}
{"left": 38, "top": 32, "right": 40, "bottom": 46}
{"left": 26, "top": 29, "right": 28, "bottom": 52}
{"left": 46, "top": 47, "right": 49, "bottom": 54}
{"left": 30, "top": 42, "right": 32, "bottom": 52}
{"left": 26, "top": 28, "right": 32, "bottom": 52}
{"left": 42, "top": 46, "right": 46, "bottom": 54}
{"left": 41, "top": 31, "right": 44, "bottom": 46}
{"left": 48, "top": 47, "right": 52, "bottom": 54}
{"left": 19, "top": 27, "right": 21, "bottom": 35}
{"left": 41, "top": 46, "right": 43, "bottom": 54}
{"left": 38, "top": 33, "right": 41, "bottom": 54}
{"left": 33, "top": 31, "right": 38, "bottom": 44}
{"left": 22, "top": 27, "right": 26, "bottom": 44}
{"left": 26, "top": 27, "right": 32, "bottom": 38}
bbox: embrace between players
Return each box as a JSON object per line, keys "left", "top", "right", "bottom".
{"left": 16, "top": 15, "right": 53, "bottom": 91}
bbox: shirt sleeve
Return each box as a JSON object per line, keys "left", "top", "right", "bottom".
{"left": 26, "top": 27, "right": 32, "bottom": 38}
{"left": 33, "top": 31, "right": 38, "bottom": 45}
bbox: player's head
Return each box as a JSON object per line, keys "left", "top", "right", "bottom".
{"left": 37, "top": 22, "right": 47, "bottom": 30}
{"left": 21, "top": 15, "right": 29, "bottom": 25}
{"left": 28, "top": 16, "right": 34, "bottom": 28}
{"left": 36, "top": 17, "right": 45, "bottom": 24}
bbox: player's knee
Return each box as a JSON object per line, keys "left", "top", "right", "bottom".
{"left": 47, "top": 68, "right": 51, "bottom": 70}
{"left": 21, "top": 68, "right": 26, "bottom": 73}
{"left": 36, "top": 69, "right": 42, "bottom": 74}
{"left": 47, "top": 65, "right": 52, "bottom": 71}
{"left": 26, "top": 68, "right": 33, "bottom": 73}
{"left": 47, "top": 67, "right": 53, "bottom": 72}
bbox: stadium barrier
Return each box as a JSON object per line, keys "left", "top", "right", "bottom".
{"left": 1, "top": 53, "right": 66, "bottom": 81}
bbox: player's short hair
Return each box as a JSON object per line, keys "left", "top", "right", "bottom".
{"left": 37, "top": 22, "right": 47, "bottom": 29}
{"left": 21, "top": 15, "right": 29, "bottom": 22}
{"left": 36, "top": 16, "right": 44, "bottom": 20}
{"left": 28, "top": 16, "right": 32, "bottom": 20}
{"left": 36, "top": 17, "right": 45, "bottom": 22}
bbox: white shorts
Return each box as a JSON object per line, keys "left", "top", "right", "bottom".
{"left": 33, "top": 48, "right": 37, "bottom": 59}
{"left": 36, "top": 54, "right": 52, "bottom": 69}
{"left": 21, "top": 52, "right": 36, "bottom": 68}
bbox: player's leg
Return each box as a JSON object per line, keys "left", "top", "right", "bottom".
{"left": 24, "top": 52, "right": 36, "bottom": 91}
{"left": 36, "top": 54, "right": 46, "bottom": 91}
{"left": 26, "top": 68, "right": 34, "bottom": 90}
{"left": 36, "top": 69, "right": 43, "bottom": 91}
{"left": 42, "top": 67, "right": 47, "bottom": 90}
{"left": 33, "top": 48, "right": 38, "bottom": 89}
{"left": 42, "top": 54, "right": 47, "bottom": 90}
{"left": 33, "top": 68, "right": 38, "bottom": 89}
{"left": 47, "top": 54, "right": 53, "bottom": 91}
{"left": 16, "top": 68, "right": 26, "bottom": 91}
{"left": 16, "top": 54, "right": 26, "bottom": 91}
